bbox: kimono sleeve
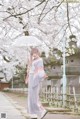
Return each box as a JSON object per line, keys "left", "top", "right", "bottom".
{"left": 37, "top": 58, "right": 46, "bottom": 80}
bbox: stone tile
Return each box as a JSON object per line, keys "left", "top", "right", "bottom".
{"left": 0, "top": 92, "right": 25, "bottom": 119}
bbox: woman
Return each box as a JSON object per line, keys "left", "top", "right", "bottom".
{"left": 25, "top": 48, "right": 47, "bottom": 119}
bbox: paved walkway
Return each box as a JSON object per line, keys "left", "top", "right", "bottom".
{"left": 0, "top": 92, "right": 80, "bottom": 119}
{"left": 0, "top": 92, "right": 25, "bottom": 119}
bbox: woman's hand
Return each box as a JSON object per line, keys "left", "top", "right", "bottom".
{"left": 25, "top": 75, "right": 29, "bottom": 84}
{"left": 25, "top": 79, "right": 28, "bottom": 84}
{"left": 44, "top": 74, "right": 48, "bottom": 79}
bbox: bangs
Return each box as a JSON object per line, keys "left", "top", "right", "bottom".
{"left": 31, "top": 48, "right": 40, "bottom": 56}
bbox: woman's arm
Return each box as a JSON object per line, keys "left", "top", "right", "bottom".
{"left": 25, "top": 57, "right": 32, "bottom": 84}
{"left": 27, "top": 56, "right": 32, "bottom": 73}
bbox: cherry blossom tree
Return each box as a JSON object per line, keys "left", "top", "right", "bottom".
{"left": 0, "top": 0, "right": 80, "bottom": 81}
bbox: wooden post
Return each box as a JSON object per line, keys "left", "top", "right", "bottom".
{"left": 73, "top": 87, "right": 78, "bottom": 112}
{"left": 56, "top": 87, "right": 59, "bottom": 107}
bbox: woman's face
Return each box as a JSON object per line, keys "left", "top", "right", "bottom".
{"left": 32, "top": 53, "right": 39, "bottom": 60}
